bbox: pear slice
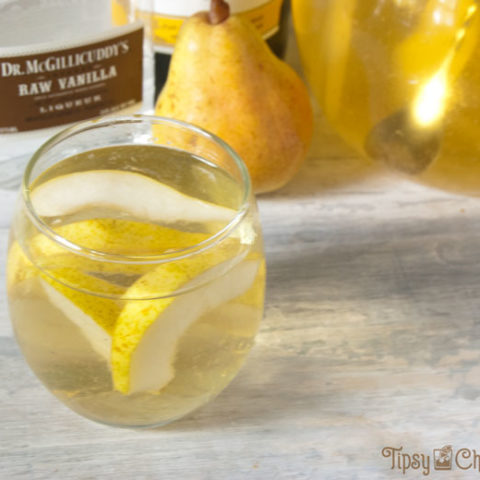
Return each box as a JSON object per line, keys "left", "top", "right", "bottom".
{"left": 8, "top": 243, "right": 121, "bottom": 360}
{"left": 37, "top": 274, "right": 120, "bottom": 360}
{"left": 7, "top": 243, "right": 35, "bottom": 291}
{"left": 205, "top": 302, "right": 263, "bottom": 338}
{"left": 112, "top": 257, "right": 260, "bottom": 394}
{"left": 25, "top": 219, "right": 211, "bottom": 289}
{"left": 8, "top": 218, "right": 213, "bottom": 359}
{"left": 8, "top": 240, "right": 122, "bottom": 359}
{"left": 32, "top": 218, "right": 209, "bottom": 256}
{"left": 30, "top": 218, "right": 210, "bottom": 281}
{"left": 8, "top": 217, "right": 247, "bottom": 364}
{"left": 204, "top": 259, "right": 265, "bottom": 338}
{"left": 31, "top": 170, "right": 236, "bottom": 224}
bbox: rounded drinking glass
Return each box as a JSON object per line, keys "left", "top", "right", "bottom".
{"left": 7, "top": 115, "right": 265, "bottom": 428}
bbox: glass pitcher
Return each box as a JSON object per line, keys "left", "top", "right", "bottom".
{"left": 293, "top": 0, "right": 480, "bottom": 194}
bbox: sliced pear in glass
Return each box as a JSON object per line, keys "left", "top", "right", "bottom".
{"left": 8, "top": 242, "right": 122, "bottom": 360}
{"left": 31, "top": 170, "right": 236, "bottom": 224}
{"left": 37, "top": 269, "right": 123, "bottom": 360}
{"left": 8, "top": 218, "right": 217, "bottom": 360}
{"left": 234, "top": 259, "right": 265, "bottom": 307}
{"left": 203, "top": 303, "right": 262, "bottom": 339}
{"left": 32, "top": 218, "right": 209, "bottom": 256}
{"left": 28, "top": 218, "right": 211, "bottom": 286}
{"left": 204, "top": 259, "right": 265, "bottom": 338}
{"left": 6, "top": 242, "right": 35, "bottom": 291}
{"left": 111, "top": 253, "right": 261, "bottom": 395}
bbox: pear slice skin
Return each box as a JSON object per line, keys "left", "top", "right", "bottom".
{"left": 205, "top": 302, "right": 262, "bottom": 338}
{"left": 33, "top": 218, "right": 210, "bottom": 256}
{"left": 7, "top": 218, "right": 214, "bottom": 360}
{"left": 8, "top": 218, "right": 250, "bottom": 366}
{"left": 8, "top": 243, "right": 122, "bottom": 360}
{"left": 37, "top": 277, "right": 117, "bottom": 360}
{"left": 31, "top": 170, "right": 236, "bottom": 224}
{"left": 7, "top": 243, "right": 36, "bottom": 291}
{"left": 26, "top": 219, "right": 211, "bottom": 290}
{"left": 111, "top": 258, "right": 261, "bottom": 395}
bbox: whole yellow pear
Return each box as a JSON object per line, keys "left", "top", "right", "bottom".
{"left": 155, "top": 0, "right": 313, "bottom": 193}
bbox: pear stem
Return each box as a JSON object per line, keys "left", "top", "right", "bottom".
{"left": 208, "top": 0, "right": 230, "bottom": 24}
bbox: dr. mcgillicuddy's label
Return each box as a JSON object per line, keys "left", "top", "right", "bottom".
{"left": 0, "top": 22, "right": 143, "bottom": 133}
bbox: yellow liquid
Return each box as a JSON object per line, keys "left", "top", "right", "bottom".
{"left": 293, "top": 0, "right": 480, "bottom": 194}
{"left": 8, "top": 146, "right": 265, "bottom": 427}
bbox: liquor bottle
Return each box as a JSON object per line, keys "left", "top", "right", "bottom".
{"left": 133, "top": 0, "right": 289, "bottom": 100}
{"left": 0, "top": 0, "right": 153, "bottom": 189}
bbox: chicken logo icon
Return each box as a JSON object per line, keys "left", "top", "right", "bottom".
{"left": 433, "top": 445, "right": 453, "bottom": 470}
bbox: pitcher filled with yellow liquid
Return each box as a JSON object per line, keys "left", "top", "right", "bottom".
{"left": 293, "top": 0, "right": 480, "bottom": 194}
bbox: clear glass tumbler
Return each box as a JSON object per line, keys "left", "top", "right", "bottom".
{"left": 7, "top": 115, "right": 265, "bottom": 428}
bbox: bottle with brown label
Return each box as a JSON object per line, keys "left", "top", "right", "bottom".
{"left": 0, "top": 0, "right": 153, "bottom": 189}
{"left": 132, "top": 0, "right": 289, "bottom": 100}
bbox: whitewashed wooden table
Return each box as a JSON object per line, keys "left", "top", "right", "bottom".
{"left": 3, "top": 35, "right": 480, "bottom": 480}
